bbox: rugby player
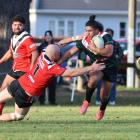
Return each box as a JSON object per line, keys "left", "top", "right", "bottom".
{"left": 58, "top": 15, "right": 117, "bottom": 121}
{"left": 0, "top": 15, "right": 38, "bottom": 114}
{"left": 0, "top": 44, "right": 104, "bottom": 122}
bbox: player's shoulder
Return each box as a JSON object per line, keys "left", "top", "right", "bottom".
{"left": 101, "top": 32, "right": 112, "bottom": 39}
{"left": 100, "top": 32, "right": 113, "bottom": 45}
{"left": 76, "top": 40, "right": 85, "bottom": 50}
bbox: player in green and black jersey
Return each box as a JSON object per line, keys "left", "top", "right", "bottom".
{"left": 58, "top": 15, "right": 117, "bottom": 121}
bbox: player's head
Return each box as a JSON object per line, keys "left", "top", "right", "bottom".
{"left": 105, "top": 28, "right": 114, "bottom": 37}
{"left": 45, "top": 30, "right": 53, "bottom": 37}
{"left": 85, "top": 15, "right": 103, "bottom": 38}
{"left": 12, "top": 15, "right": 25, "bottom": 35}
{"left": 44, "top": 30, "right": 54, "bottom": 43}
{"left": 45, "top": 44, "right": 61, "bottom": 62}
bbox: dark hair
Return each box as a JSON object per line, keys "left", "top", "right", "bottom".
{"left": 98, "top": 22, "right": 104, "bottom": 32}
{"left": 12, "top": 15, "right": 25, "bottom": 24}
{"left": 44, "top": 30, "right": 53, "bottom": 37}
{"left": 44, "top": 30, "right": 54, "bottom": 43}
{"left": 89, "top": 15, "right": 96, "bottom": 21}
{"left": 85, "top": 15, "right": 103, "bottom": 30}
{"left": 105, "top": 28, "right": 114, "bottom": 36}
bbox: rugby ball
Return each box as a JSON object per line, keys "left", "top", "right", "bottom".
{"left": 136, "top": 58, "right": 140, "bottom": 70}
{"left": 92, "top": 35, "right": 104, "bottom": 49}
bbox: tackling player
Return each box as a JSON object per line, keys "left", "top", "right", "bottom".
{"left": 0, "top": 44, "right": 105, "bottom": 122}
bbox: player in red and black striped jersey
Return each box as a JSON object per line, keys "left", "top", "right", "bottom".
{"left": 0, "top": 44, "right": 105, "bottom": 122}
{"left": 10, "top": 30, "right": 37, "bottom": 72}
{"left": 0, "top": 15, "right": 38, "bottom": 114}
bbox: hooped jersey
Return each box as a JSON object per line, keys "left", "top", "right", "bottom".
{"left": 76, "top": 32, "right": 117, "bottom": 68}
{"left": 18, "top": 52, "right": 66, "bottom": 96}
{"left": 10, "top": 31, "right": 37, "bottom": 72}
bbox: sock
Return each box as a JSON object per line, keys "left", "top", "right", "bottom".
{"left": 0, "top": 102, "right": 6, "bottom": 115}
{"left": 100, "top": 98, "right": 110, "bottom": 111}
{"left": 85, "top": 86, "right": 96, "bottom": 103}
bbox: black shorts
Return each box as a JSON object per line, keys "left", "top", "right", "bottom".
{"left": 8, "top": 69, "right": 25, "bottom": 79}
{"left": 102, "top": 66, "right": 117, "bottom": 82}
{"left": 7, "top": 80, "right": 34, "bottom": 108}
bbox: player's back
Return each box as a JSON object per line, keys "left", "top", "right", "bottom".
{"left": 18, "top": 52, "right": 65, "bottom": 96}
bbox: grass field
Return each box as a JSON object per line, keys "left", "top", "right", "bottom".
{"left": 1, "top": 106, "right": 140, "bottom": 140}
{"left": 0, "top": 85, "right": 140, "bottom": 140}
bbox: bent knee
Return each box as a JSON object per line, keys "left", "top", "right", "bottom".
{"left": 10, "top": 113, "right": 25, "bottom": 121}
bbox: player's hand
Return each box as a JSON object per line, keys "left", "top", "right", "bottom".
{"left": 72, "top": 32, "right": 88, "bottom": 41}
{"left": 90, "top": 60, "right": 105, "bottom": 72}
{"left": 81, "top": 33, "right": 91, "bottom": 48}
{"left": 88, "top": 40, "right": 97, "bottom": 54}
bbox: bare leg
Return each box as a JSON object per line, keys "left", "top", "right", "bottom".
{"left": 95, "top": 80, "right": 112, "bottom": 121}
{"left": 0, "top": 74, "right": 15, "bottom": 114}
{"left": 80, "top": 71, "right": 103, "bottom": 115}
{"left": 0, "top": 88, "right": 13, "bottom": 103}
{"left": 0, "top": 103, "right": 30, "bottom": 122}
{"left": 0, "top": 74, "right": 15, "bottom": 91}
{"left": 0, "top": 88, "right": 14, "bottom": 116}
{"left": 100, "top": 80, "right": 111, "bottom": 102}
{"left": 85, "top": 71, "right": 103, "bottom": 102}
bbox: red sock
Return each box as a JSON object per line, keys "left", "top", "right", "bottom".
{"left": 0, "top": 102, "right": 5, "bottom": 115}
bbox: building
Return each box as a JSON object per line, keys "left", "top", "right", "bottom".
{"left": 30, "top": 0, "right": 140, "bottom": 40}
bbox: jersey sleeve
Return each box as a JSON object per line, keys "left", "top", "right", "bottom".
{"left": 76, "top": 40, "right": 83, "bottom": 51}
{"left": 25, "top": 37, "right": 37, "bottom": 53}
{"left": 51, "top": 64, "right": 66, "bottom": 76}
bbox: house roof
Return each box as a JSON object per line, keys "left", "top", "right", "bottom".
{"left": 31, "top": 0, "right": 140, "bottom": 11}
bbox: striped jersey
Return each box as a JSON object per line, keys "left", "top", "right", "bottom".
{"left": 10, "top": 31, "right": 37, "bottom": 72}
{"left": 76, "top": 32, "right": 117, "bottom": 68}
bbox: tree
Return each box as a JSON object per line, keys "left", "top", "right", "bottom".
{"left": 0, "top": 0, "right": 31, "bottom": 83}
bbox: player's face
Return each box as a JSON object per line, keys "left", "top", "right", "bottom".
{"left": 12, "top": 21, "right": 24, "bottom": 35}
{"left": 44, "top": 35, "right": 53, "bottom": 43}
{"left": 85, "top": 26, "right": 99, "bottom": 39}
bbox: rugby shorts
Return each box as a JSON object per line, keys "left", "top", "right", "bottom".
{"left": 102, "top": 66, "right": 117, "bottom": 82}
{"left": 8, "top": 69, "right": 25, "bottom": 79}
{"left": 7, "top": 80, "right": 34, "bottom": 108}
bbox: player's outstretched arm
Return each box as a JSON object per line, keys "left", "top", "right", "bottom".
{"left": 61, "top": 61, "right": 105, "bottom": 77}
{"left": 57, "top": 46, "right": 79, "bottom": 65}
{"left": 57, "top": 33, "right": 85, "bottom": 47}
{"left": 30, "top": 50, "right": 39, "bottom": 70}
{"left": 0, "top": 49, "right": 12, "bottom": 64}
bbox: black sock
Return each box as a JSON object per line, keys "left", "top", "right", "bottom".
{"left": 100, "top": 98, "right": 110, "bottom": 111}
{"left": 85, "top": 86, "right": 96, "bottom": 103}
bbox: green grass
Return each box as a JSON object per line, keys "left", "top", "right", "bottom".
{"left": 117, "top": 85, "right": 140, "bottom": 91}
{"left": 0, "top": 85, "right": 140, "bottom": 140}
{"left": 1, "top": 106, "right": 140, "bottom": 140}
